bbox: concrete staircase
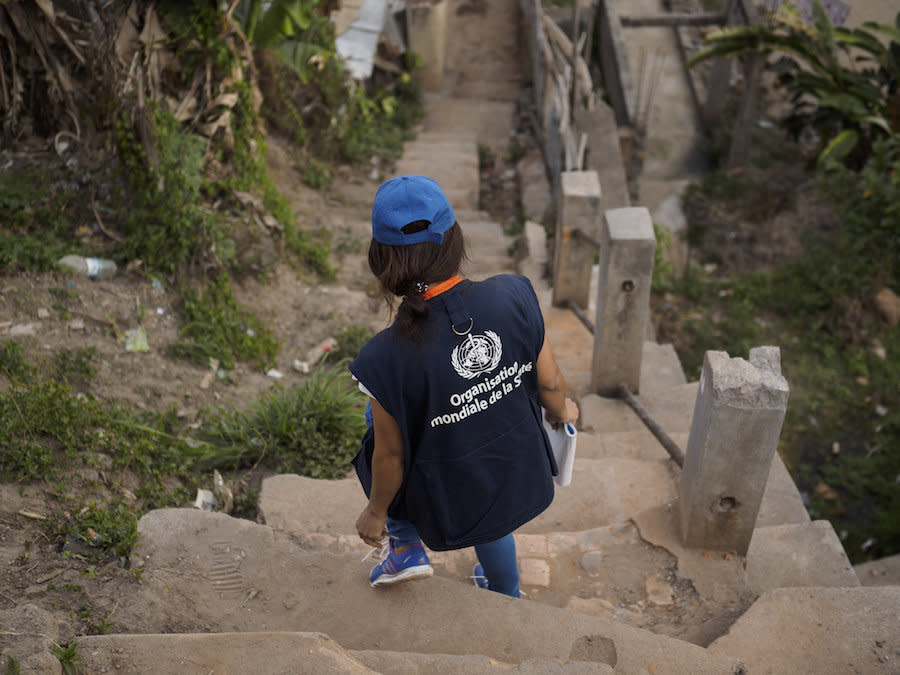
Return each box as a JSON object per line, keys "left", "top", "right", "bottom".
{"left": 69, "top": 0, "right": 899, "bottom": 672}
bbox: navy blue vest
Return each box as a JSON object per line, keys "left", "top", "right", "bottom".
{"left": 350, "top": 275, "right": 557, "bottom": 551}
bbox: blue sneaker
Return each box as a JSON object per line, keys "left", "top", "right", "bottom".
{"left": 367, "top": 539, "right": 434, "bottom": 587}
{"left": 472, "top": 563, "right": 489, "bottom": 590}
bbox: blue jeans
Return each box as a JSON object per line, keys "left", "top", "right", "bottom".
{"left": 387, "top": 517, "right": 520, "bottom": 598}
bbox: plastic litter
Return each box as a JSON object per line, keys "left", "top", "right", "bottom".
{"left": 124, "top": 327, "right": 150, "bottom": 352}
{"left": 306, "top": 337, "right": 337, "bottom": 365}
{"left": 58, "top": 255, "right": 117, "bottom": 280}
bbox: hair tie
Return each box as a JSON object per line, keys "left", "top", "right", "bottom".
{"left": 415, "top": 281, "right": 428, "bottom": 294}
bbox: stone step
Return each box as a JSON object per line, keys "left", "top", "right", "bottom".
{"left": 113, "top": 509, "right": 743, "bottom": 674}
{"left": 260, "top": 456, "right": 679, "bottom": 543}
{"left": 388, "top": 158, "right": 478, "bottom": 211}
{"left": 640, "top": 342, "right": 687, "bottom": 394}
{"left": 854, "top": 553, "right": 900, "bottom": 586}
{"left": 755, "top": 452, "right": 811, "bottom": 528}
{"left": 249, "top": 513, "right": 745, "bottom": 648}
{"left": 398, "top": 145, "right": 479, "bottom": 167}
{"left": 524, "top": 457, "right": 678, "bottom": 534}
{"left": 421, "top": 96, "right": 517, "bottom": 155}
{"left": 351, "top": 649, "right": 614, "bottom": 673}
{"left": 707, "top": 586, "right": 900, "bottom": 673}
{"left": 578, "top": 429, "right": 689, "bottom": 463}
{"left": 745, "top": 521, "right": 860, "bottom": 593}
{"left": 77, "top": 631, "right": 616, "bottom": 674}
{"left": 78, "top": 632, "right": 374, "bottom": 673}
{"left": 579, "top": 383, "right": 697, "bottom": 436}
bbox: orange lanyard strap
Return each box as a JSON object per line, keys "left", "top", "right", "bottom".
{"left": 422, "top": 275, "right": 463, "bottom": 300}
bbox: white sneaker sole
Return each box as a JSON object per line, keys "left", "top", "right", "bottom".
{"left": 370, "top": 564, "right": 434, "bottom": 587}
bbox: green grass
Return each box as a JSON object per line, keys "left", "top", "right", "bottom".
{"left": 198, "top": 362, "right": 366, "bottom": 478}
{"left": 1, "top": 345, "right": 366, "bottom": 560}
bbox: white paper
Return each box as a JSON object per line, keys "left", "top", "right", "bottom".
{"left": 542, "top": 412, "right": 577, "bottom": 487}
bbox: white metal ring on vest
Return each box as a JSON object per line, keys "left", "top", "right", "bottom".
{"left": 451, "top": 318, "right": 474, "bottom": 336}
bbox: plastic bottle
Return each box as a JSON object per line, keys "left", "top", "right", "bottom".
{"left": 58, "top": 255, "right": 117, "bottom": 280}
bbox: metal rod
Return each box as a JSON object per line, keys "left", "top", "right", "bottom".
{"left": 620, "top": 12, "right": 726, "bottom": 27}
{"left": 566, "top": 299, "right": 595, "bottom": 334}
{"left": 617, "top": 384, "right": 685, "bottom": 468}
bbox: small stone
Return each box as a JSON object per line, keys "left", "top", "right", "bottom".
{"left": 870, "top": 339, "right": 887, "bottom": 360}
{"left": 10, "top": 323, "right": 38, "bottom": 336}
{"left": 519, "top": 558, "right": 551, "bottom": 587}
{"left": 874, "top": 287, "right": 900, "bottom": 326}
{"left": 68, "top": 318, "right": 85, "bottom": 332}
{"left": 581, "top": 550, "right": 604, "bottom": 574}
{"left": 37, "top": 308, "right": 50, "bottom": 319}
{"left": 645, "top": 573, "right": 674, "bottom": 606}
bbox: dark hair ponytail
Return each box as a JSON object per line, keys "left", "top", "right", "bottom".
{"left": 368, "top": 222, "right": 466, "bottom": 341}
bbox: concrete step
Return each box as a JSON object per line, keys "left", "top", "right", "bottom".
{"left": 115, "top": 509, "right": 744, "bottom": 674}
{"left": 352, "top": 649, "right": 614, "bottom": 673}
{"left": 579, "top": 383, "right": 697, "bottom": 436}
{"left": 78, "top": 632, "right": 373, "bottom": 673}
{"left": 707, "top": 586, "right": 900, "bottom": 673}
{"left": 421, "top": 96, "right": 518, "bottom": 155}
{"left": 77, "top": 631, "right": 615, "bottom": 673}
{"left": 252, "top": 508, "right": 750, "bottom": 648}
{"left": 745, "top": 521, "right": 860, "bottom": 594}
{"left": 578, "top": 429, "right": 689, "bottom": 463}
{"left": 640, "top": 342, "right": 687, "bottom": 394}
{"left": 854, "top": 553, "right": 900, "bottom": 586}
{"left": 756, "top": 453, "right": 811, "bottom": 528}
{"left": 524, "top": 457, "right": 678, "bottom": 534}
{"left": 260, "top": 456, "right": 679, "bottom": 544}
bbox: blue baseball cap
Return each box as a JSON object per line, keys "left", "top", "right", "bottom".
{"left": 371, "top": 175, "right": 456, "bottom": 245}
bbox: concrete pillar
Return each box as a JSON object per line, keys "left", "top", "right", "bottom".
{"left": 678, "top": 348, "right": 790, "bottom": 555}
{"left": 551, "top": 171, "right": 603, "bottom": 310}
{"left": 406, "top": 1, "right": 447, "bottom": 92}
{"left": 590, "top": 207, "right": 655, "bottom": 396}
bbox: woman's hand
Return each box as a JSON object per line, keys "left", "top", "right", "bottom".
{"left": 356, "top": 505, "right": 388, "bottom": 548}
{"left": 545, "top": 397, "right": 579, "bottom": 429}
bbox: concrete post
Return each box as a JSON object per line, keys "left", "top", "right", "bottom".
{"left": 551, "top": 171, "right": 603, "bottom": 310}
{"left": 406, "top": 1, "right": 448, "bottom": 92}
{"left": 678, "top": 348, "right": 790, "bottom": 555}
{"left": 590, "top": 207, "right": 655, "bottom": 396}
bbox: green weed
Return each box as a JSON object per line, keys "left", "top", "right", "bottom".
{"left": 0, "top": 172, "right": 78, "bottom": 273}
{"left": 172, "top": 275, "right": 279, "bottom": 370}
{"left": 5, "top": 654, "right": 21, "bottom": 675}
{"left": 115, "top": 106, "right": 221, "bottom": 274}
{"left": 0, "top": 340, "right": 36, "bottom": 383}
{"left": 54, "top": 347, "right": 98, "bottom": 388}
{"left": 198, "top": 363, "right": 366, "bottom": 478}
{"left": 51, "top": 641, "right": 81, "bottom": 674}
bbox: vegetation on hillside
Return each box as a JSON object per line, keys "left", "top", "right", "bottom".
{"left": 0, "top": 0, "right": 414, "bottom": 570}
{"left": 675, "top": 1, "right": 900, "bottom": 561}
